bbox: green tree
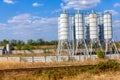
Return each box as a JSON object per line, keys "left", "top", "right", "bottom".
{"left": 0, "top": 39, "right": 9, "bottom": 46}
{"left": 16, "top": 40, "right": 25, "bottom": 50}
{"left": 49, "top": 40, "right": 58, "bottom": 45}
{"left": 22, "top": 44, "right": 32, "bottom": 50}
{"left": 37, "top": 39, "right": 45, "bottom": 45}
{"left": 10, "top": 39, "right": 17, "bottom": 46}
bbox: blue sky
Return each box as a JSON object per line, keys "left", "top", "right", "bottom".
{"left": 0, "top": 0, "right": 120, "bottom": 41}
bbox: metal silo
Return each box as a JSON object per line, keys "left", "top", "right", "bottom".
{"left": 57, "top": 11, "right": 71, "bottom": 55}
{"left": 103, "top": 12, "right": 112, "bottom": 40}
{"left": 89, "top": 11, "right": 98, "bottom": 40}
{"left": 75, "top": 11, "right": 84, "bottom": 40}
{"left": 103, "top": 12, "right": 112, "bottom": 55}
{"left": 73, "top": 10, "right": 88, "bottom": 56}
{"left": 103, "top": 12, "right": 119, "bottom": 56}
{"left": 88, "top": 10, "right": 103, "bottom": 56}
{"left": 59, "top": 13, "right": 69, "bottom": 40}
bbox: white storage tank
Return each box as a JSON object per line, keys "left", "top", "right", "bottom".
{"left": 89, "top": 11, "right": 98, "bottom": 40}
{"left": 6, "top": 44, "right": 11, "bottom": 53}
{"left": 59, "top": 13, "right": 69, "bottom": 40}
{"left": 75, "top": 11, "right": 84, "bottom": 40}
{"left": 103, "top": 12, "right": 112, "bottom": 40}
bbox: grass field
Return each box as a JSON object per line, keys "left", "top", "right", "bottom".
{"left": 0, "top": 59, "right": 99, "bottom": 69}
{"left": 0, "top": 59, "right": 119, "bottom": 80}
{"left": 1, "top": 71, "right": 120, "bottom": 80}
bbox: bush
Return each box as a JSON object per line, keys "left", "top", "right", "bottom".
{"left": 34, "top": 69, "right": 42, "bottom": 75}
{"left": 34, "top": 60, "right": 119, "bottom": 79}
{"left": 42, "top": 69, "right": 65, "bottom": 80}
{"left": 96, "top": 50, "right": 104, "bottom": 58}
{"left": 96, "top": 60, "right": 119, "bottom": 71}
{"left": 22, "top": 45, "right": 32, "bottom": 50}
{"left": 34, "top": 68, "right": 79, "bottom": 80}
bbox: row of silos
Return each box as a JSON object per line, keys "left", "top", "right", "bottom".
{"left": 85, "top": 11, "right": 112, "bottom": 42}
{"left": 57, "top": 10, "right": 113, "bottom": 55}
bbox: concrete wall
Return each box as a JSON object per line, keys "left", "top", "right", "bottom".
{"left": 11, "top": 49, "right": 55, "bottom": 54}
{"left": 0, "top": 54, "right": 119, "bottom": 62}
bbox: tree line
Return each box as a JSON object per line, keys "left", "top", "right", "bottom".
{"left": 0, "top": 39, "right": 58, "bottom": 50}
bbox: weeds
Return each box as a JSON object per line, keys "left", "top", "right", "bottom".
{"left": 0, "top": 59, "right": 119, "bottom": 80}
{"left": 96, "top": 59, "right": 119, "bottom": 71}
{"left": 33, "top": 59, "right": 120, "bottom": 80}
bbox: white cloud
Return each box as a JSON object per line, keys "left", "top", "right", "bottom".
{"left": 112, "top": 20, "right": 120, "bottom": 40}
{"left": 8, "top": 13, "right": 32, "bottom": 24}
{"left": 32, "top": 2, "right": 44, "bottom": 7}
{"left": 104, "top": 10, "right": 119, "bottom": 16}
{"left": 113, "top": 20, "right": 120, "bottom": 28}
{"left": 3, "top": 0, "right": 14, "bottom": 4}
{"left": 0, "top": 23, "right": 7, "bottom": 30}
{"left": 61, "top": 0, "right": 101, "bottom": 10}
{"left": 2, "top": 13, "right": 58, "bottom": 40}
{"left": 52, "top": 9, "right": 62, "bottom": 14}
{"left": 114, "top": 3, "right": 120, "bottom": 7}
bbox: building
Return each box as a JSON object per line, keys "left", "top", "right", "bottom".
{"left": 0, "top": 46, "right": 6, "bottom": 55}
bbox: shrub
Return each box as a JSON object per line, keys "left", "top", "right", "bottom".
{"left": 96, "top": 50, "right": 104, "bottom": 58}
{"left": 22, "top": 44, "right": 32, "bottom": 50}
{"left": 96, "top": 59, "right": 119, "bottom": 71}
{"left": 34, "top": 69, "right": 42, "bottom": 75}
{"left": 33, "top": 60, "right": 119, "bottom": 79}
{"left": 43, "top": 69, "right": 65, "bottom": 80}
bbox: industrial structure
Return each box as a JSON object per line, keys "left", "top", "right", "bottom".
{"left": 72, "top": 10, "right": 88, "bottom": 56}
{"left": 57, "top": 10, "right": 119, "bottom": 57}
{"left": 57, "top": 11, "right": 71, "bottom": 55}
{"left": 103, "top": 12, "right": 119, "bottom": 56}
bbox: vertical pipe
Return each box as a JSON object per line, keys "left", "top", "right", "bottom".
{"left": 72, "top": 16, "right": 75, "bottom": 55}
{"left": 105, "top": 40, "right": 108, "bottom": 57}
{"left": 90, "top": 41, "right": 93, "bottom": 59}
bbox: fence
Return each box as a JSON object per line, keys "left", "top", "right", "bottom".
{"left": 11, "top": 49, "right": 55, "bottom": 54}
{"left": 0, "top": 54, "right": 119, "bottom": 62}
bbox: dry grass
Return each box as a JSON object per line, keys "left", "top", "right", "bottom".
{"left": 1, "top": 71, "right": 120, "bottom": 80}
{"left": 14, "top": 45, "right": 56, "bottom": 50}
{"left": 0, "top": 53, "right": 56, "bottom": 57}
{"left": 37, "top": 45, "right": 56, "bottom": 49}
{"left": 62, "top": 71, "right": 120, "bottom": 80}
{"left": 0, "top": 60, "right": 90, "bottom": 70}
{"left": 0, "top": 59, "right": 120, "bottom": 80}
{"left": 0, "top": 58, "right": 118, "bottom": 69}
{"left": 0, "top": 58, "right": 109, "bottom": 70}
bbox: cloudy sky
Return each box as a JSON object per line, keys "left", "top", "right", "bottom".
{"left": 0, "top": 0, "right": 120, "bottom": 41}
